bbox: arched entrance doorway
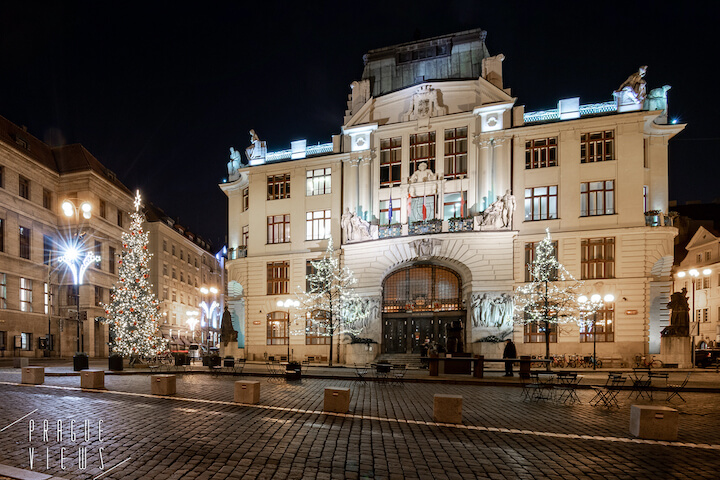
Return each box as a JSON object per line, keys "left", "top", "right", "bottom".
{"left": 382, "top": 264, "right": 465, "bottom": 354}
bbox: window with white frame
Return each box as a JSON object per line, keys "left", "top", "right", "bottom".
{"left": 524, "top": 186, "right": 557, "bottom": 221}
{"left": 580, "top": 180, "right": 615, "bottom": 216}
{"left": 379, "top": 199, "right": 400, "bottom": 225}
{"left": 44, "top": 283, "right": 50, "bottom": 314}
{"left": 581, "top": 130, "right": 614, "bottom": 163}
{"left": 20, "top": 278, "right": 32, "bottom": 312}
{"left": 242, "top": 225, "right": 249, "bottom": 247}
{"left": 306, "top": 210, "right": 331, "bottom": 240}
{"left": 306, "top": 168, "right": 331, "bottom": 196}
{"left": 0, "top": 273, "right": 6, "bottom": 308}
{"left": 21, "top": 332, "right": 32, "bottom": 351}
{"left": 242, "top": 187, "right": 249, "bottom": 211}
{"left": 443, "top": 192, "right": 467, "bottom": 219}
{"left": 444, "top": 127, "right": 468, "bottom": 178}
{"left": 696, "top": 308, "right": 708, "bottom": 323}
{"left": 525, "top": 137, "right": 558, "bottom": 169}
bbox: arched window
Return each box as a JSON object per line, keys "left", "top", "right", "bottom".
{"left": 267, "top": 311, "right": 288, "bottom": 345}
{"left": 383, "top": 265, "right": 462, "bottom": 313}
{"left": 306, "top": 310, "right": 331, "bottom": 345}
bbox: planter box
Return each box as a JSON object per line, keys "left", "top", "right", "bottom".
{"left": 234, "top": 381, "right": 261, "bottom": 404}
{"left": 378, "top": 225, "right": 402, "bottom": 238}
{"left": 409, "top": 220, "right": 442, "bottom": 236}
{"left": 73, "top": 354, "right": 89, "bottom": 372}
{"left": 108, "top": 355, "right": 123, "bottom": 371}
{"left": 151, "top": 375, "right": 176, "bottom": 395}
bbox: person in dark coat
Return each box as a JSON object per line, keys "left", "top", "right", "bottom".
{"left": 502, "top": 339, "right": 517, "bottom": 377}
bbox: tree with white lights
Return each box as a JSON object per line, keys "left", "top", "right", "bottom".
{"left": 103, "top": 191, "right": 167, "bottom": 364}
{"left": 297, "top": 237, "right": 365, "bottom": 366}
{"left": 514, "top": 229, "right": 583, "bottom": 360}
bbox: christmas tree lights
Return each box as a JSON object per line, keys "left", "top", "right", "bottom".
{"left": 103, "top": 191, "right": 168, "bottom": 363}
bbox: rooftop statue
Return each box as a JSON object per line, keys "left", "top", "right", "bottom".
{"left": 614, "top": 66, "right": 648, "bottom": 111}
{"left": 227, "top": 147, "right": 242, "bottom": 179}
{"left": 245, "top": 129, "right": 267, "bottom": 163}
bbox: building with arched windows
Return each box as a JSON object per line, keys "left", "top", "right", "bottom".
{"left": 221, "top": 29, "right": 685, "bottom": 365}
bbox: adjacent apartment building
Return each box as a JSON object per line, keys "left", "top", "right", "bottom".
{"left": 222, "top": 28, "right": 685, "bottom": 365}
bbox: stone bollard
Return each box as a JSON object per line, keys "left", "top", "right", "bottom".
{"left": 81, "top": 370, "right": 105, "bottom": 389}
{"left": 323, "top": 387, "right": 351, "bottom": 413}
{"left": 234, "top": 381, "right": 261, "bottom": 404}
{"left": 630, "top": 405, "right": 678, "bottom": 441}
{"left": 150, "top": 375, "right": 176, "bottom": 395}
{"left": 433, "top": 394, "right": 462, "bottom": 424}
{"left": 21, "top": 367, "right": 44, "bottom": 385}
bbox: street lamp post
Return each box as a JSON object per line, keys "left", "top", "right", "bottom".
{"left": 200, "top": 286, "right": 219, "bottom": 352}
{"left": 578, "top": 293, "right": 614, "bottom": 370}
{"left": 58, "top": 199, "right": 96, "bottom": 353}
{"left": 676, "top": 268, "right": 711, "bottom": 367}
{"left": 277, "top": 299, "right": 299, "bottom": 361}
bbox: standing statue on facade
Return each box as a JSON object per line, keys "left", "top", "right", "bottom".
{"left": 662, "top": 287, "right": 690, "bottom": 337}
{"left": 220, "top": 305, "right": 238, "bottom": 346}
{"left": 501, "top": 190, "right": 516, "bottom": 228}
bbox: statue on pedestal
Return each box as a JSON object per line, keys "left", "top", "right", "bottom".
{"left": 614, "top": 66, "right": 648, "bottom": 111}
{"left": 661, "top": 288, "right": 690, "bottom": 337}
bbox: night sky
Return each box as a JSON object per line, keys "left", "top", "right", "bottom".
{"left": 1, "top": 1, "right": 717, "bottom": 247}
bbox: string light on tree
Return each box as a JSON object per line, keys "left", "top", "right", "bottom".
{"left": 102, "top": 191, "right": 167, "bottom": 363}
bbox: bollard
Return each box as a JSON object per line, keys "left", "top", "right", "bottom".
{"left": 21, "top": 367, "right": 44, "bottom": 385}
{"left": 234, "top": 381, "right": 261, "bottom": 404}
{"left": 150, "top": 375, "right": 176, "bottom": 395}
{"left": 630, "top": 405, "right": 678, "bottom": 441}
{"left": 323, "top": 387, "right": 350, "bottom": 413}
{"left": 433, "top": 394, "right": 462, "bottom": 424}
{"left": 81, "top": 370, "right": 105, "bottom": 389}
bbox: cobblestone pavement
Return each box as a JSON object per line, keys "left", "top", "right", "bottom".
{"left": 0, "top": 372, "right": 719, "bottom": 480}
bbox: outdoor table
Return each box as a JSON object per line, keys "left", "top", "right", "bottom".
{"left": 555, "top": 375, "right": 582, "bottom": 404}
{"left": 371, "top": 363, "right": 392, "bottom": 383}
{"left": 629, "top": 370, "right": 652, "bottom": 400}
{"left": 533, "top": 373, "right": 556, "bottom": 401}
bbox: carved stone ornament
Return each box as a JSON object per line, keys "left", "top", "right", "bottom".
{"left": 410, "top": 238, "right": 440, "bottom": 260}
{"left": 402, "top": 85, "right": 448, "bottom": 122}
{"left": 341, "top": 208, "right": 376, "bottom": 243}
{"left": 473, "top": 189, "right": 515, "bottom": 230}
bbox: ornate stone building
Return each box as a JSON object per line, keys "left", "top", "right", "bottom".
{"left": 222, "top": 28, "right": 685, "bottom": 365}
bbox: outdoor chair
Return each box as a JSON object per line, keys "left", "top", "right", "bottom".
{"left": 629, "top": 370, "right": 652, "bottom": 400}
{"left": 354, "top": 364, "right": 369, "bottom": 385}
{"left": 265, "top": 361, "right": 283, "bottom": 382}
{"left": 521, "top": 374, "right": 543, "bottom": 401}
{"left": 232, "top": 359, "right": 245, "bottom": 375}
{"left": 554, "top": 373, "right": 581, "bottom": 404}
{"left": 390, "top": 364, "right": 407, "bottom": 386}
{"left": 666, "top": 373, "right": 691, "bottom": 402}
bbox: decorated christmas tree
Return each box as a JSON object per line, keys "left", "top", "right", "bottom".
{"left": 103, "top": 191, "right": 167, "bottom": 363}
{"left": 514, "top": 228, "right": 583, "bottom": 359}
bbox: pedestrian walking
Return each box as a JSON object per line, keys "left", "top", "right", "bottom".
{"left": 503, "top": 339, "right": 517, "bottom": 377}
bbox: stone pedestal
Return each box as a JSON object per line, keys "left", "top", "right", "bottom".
{"left": 234, "top": 381, "right": 260, "bottom": 404}
{"left": 433, "top": 394, "right": 463, "bottom": 424}
{"left": 220, "top": 343, "right": 244, "bottom": 360}
{"left": 13, "top": 357, "right": 29, "bottom": 368}
{"left": 323, "top": 387, "right": 351, "bottom": 413}
{"left": 660, "top": 336, "right": 691, "bottom": 368}
{"left": 81, "top": 370, "right": 105, "bottom": 389}
{"left": 151, "top": 375, "right": 176, "bottom": 395}
{"left": 21, "top": 367, "right": 44, "bottom": 385}
{"left": 630, "top": 405, "right": 678, "bottom": 441}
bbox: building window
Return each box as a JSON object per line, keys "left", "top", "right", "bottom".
{"left": 0, "top": 218, "right": 3, "bottom": 252}
{"left": 242, "top": 225, "right": 249, "bottom": 247}
{"left": 66, "top": 285, "right": 77, "bottom": 306}
{"left": 525, "top": 137, "right": 558, "bottom": 169}
{"left": 267, "top": 215, "right": 290, "bottom": 244}
{"left": 180, "top": 250, "right": 184, "bottom": 261}
{"left": 306, "top": 168, "right": 332, "bottom": 196}
{"left": 19, "top": 226, "right": 31, "bottom": 260}
{"left": 100, "top": 200, "right": 106, "bottom": 219}
{"left": 21, "top": 332, "right": 33, "bottom": 351}
{"left": 581, "top": 237, "right": 615, "bottom": 279}
{"left": 306, "top": 210, "right": 331, "bottom": 240}
{"left": 44, "top": 283, "right": 49, "bottom": 314}
{"left": 581, "top": 130, "right": 614, "bottom": 163}
{"left": 410, "top": 132, "right": 436, "bottom": 175}
{"left": 242, "top": 187, "right": 249, "bottom": 211}
{"left": 524, "top": 321, "right": 556, "bottom": 343}
{"left": 306, "top": 310, "right": 331, "bottom": 345}
{"left": 0, "top": 166, "right": 3, "bottom": 188}
{"left": 443, "top": 192, "right": 467, "bottom": 219}
{"left": 379, "top": 199, "right": 400, "bottom": 226}
{"left": 172, "top": 290, "right": 176, "bottom": 302}
{"left": 696, "top": 308, "right": 709, "bottom": 323}
{"left": 0, "top": 331, "right": 5, "bottom": 350}
{"left": 43, "top": 189, "right": 52, "bottom": 209}
{"left": 306, "top": 260, "right": 317, "bottom": 292}
{"left": 266, "top": 311, "right": 288, "bottom": 345}
{"left": 380, "top": 137, "right": 402, "bottom": 187}
{"left": 19, "top": 176, "right": 30, "bottom": 199}
{"left": 705, "top": 251, "right": 711, "bottom": 261}
{"left": 20, "top": 278, "right": 33, "bottom": 312}
{"left": 524, "top": 241, "right": 558, "bottom": 282}
{"left": 163, "top": 239, "right": 167, "bottom": 252}
{"left": 581, "top": 180, "right": 615, "bottom": 216}
{"left": 109, "top": 246, "right": 116, "bottom": 274}
{"left": 409, "top": 195, "right": 436, "bottom": 223}
{"left": 94, "top": 241, "right": 102, "bottom": 269}
{"left": 117, "top": 209, "right": 123, "bottom": 227}
{"left": 0, "top": 273, "right": 6, "bottom": 309}
{"left": 95, "top": 286, "right": 104, "bottom": 306}
{"left": 172, "top": 267, "right": 177, "bottom": 280}
{"left": 162, "top": 286, "right": 168, "bottom": 300}
{"left": 180, "top": 271, "right": 184, "bottom": 283}
{"left": 524, "top": 186, "right": 558, "bottom": 221}
{"left": 444, "top": 127, "right": 468, "bottom": 178}
{"left": 43, "top": 235, "right": 53, "bottom": 265}
{"left": 267, "top": 261, "right": 289, "bottom": 295}
{"left": 643, "top": 186, "right": 648, "bottom": 213}
{"left": 172, "top": 245, "right": 176, "bottom": 256}
{"left": 580, "top": 304, "right": 614, "bottom": 342}
{"left": 697, "top": 277, "right": 711, "bottom": 290}
{"left": 267, "top": 174, "right": 291, "bottom": 200}
{"left": 180, "top": 293, "right": 184, "bottom": 305}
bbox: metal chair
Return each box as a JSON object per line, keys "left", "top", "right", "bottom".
{"left": 354, "top": 364, "right": 369, "bottom": 385}
{"left": 666, "top": 373, "right": 691, "bottom": 402}
{"left": 390, "top": 364, "right": 407, "bottom": 386}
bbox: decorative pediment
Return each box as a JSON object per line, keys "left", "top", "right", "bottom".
{"left": 685, "top": 226, "right": 719, "bottom": 252}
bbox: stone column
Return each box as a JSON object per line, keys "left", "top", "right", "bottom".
{"left": 344, "top": 157, "right": 360, "bottom": 217}
{"left": 476, "top": 139, "right": 492, "bottom": 212}
{"left": 358, "top": 156, "right": 371, "bottom": 221}
{"left": 493, "top": 137, "right": 511, "bottom": 196}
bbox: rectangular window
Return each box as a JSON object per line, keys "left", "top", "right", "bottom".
{"left": 117, "top": 209, "right": 123, "bottom": 227}
{"left": 109, "top": 246, "right": 116, "bottom": 274}
{"left": 379, "top": 199, "right": 401, "bottom": 226}
{"left": 581, "top": 237, "right": 615, "bottom": 279}
{"left": 100, "top": 200, "right": 106, "bottom": 219}
{"left": 172, "top": 245, "right": 176, "bottom": 256}
{"left": 643, "top": 186, "right": 648, "bottom": 213}
{"left": 267, "top": 261, "right": 289, "bottom": 295}
{"left": 409, "top": 195, "right": 436, "bottom": 223}
{"left": 66, "top": 285, "right": 77, "bottom": 306}
{"left": 163, "top": 239, "right": 168, "bottom": 252}
{"left": 95, "top": 286, "right": 103, "bottom": 306}
{"left": 180, "top": 250, "right": 184, "bottom": 261}
{"left": 19, "top": 176, "right": 30, "bottom": 199}
{"left": 380, "top": 137, "right": 402, "bottom": 187}
{"left": 267, "top": 311, "right": 288, "bottom": 345}
{"left": 172, "top": 290, "right": 176, "bottom": 302}
{"left": 172, "top": 267, "right": 177, "bottom": 280}
{"left": 306, "top": 260, "right": 317, "bottom": 292}
{"left": 444, "top": 127, "right": 468, "bottom": 178}
{"left": 0, "top": 166, "right": 3, "bottom": 188}
{"left": 306, "top": 210, "right": 331, "bottom": 240}
{"left": 43, "top": 235, "right": 53, "bottom": 265}
{"left": 267, "top": 174, "right": 291, "bottom": 200}
{"left": 242, "top": 187, "right": 249, "bottom": 211}
{"left": 306, "top": 311, "right": 331, "bottom": 345}
{"left": 0, "top": 218, "right": 3, "bottom": 252}
{"left": 163, "top": 286, "right": 168, "bottom": 300}
{"left": 21, "top": 332, "right": 33, "bottom": 351}
{"left": 94, "top": 241, "right": 102, "bottom": 269}
{"left": 696, "top": 308, "right": 709, "bottom": 322}
{"left": 524, "top": 321, "right": 556, "bottom": 343}
{"left": 19, "top": 226, "right": 31, "bottom": 259}
{"left": 581, "top": 130, "right": 614, "bottom": 163}
{"left": 20, "top": 278, "right": 32, "bottom": 312}
{"left": 524, "top": 186, "right": 558, "bottom": 221}
{"left": 0, "top": 273, "right": 6, "bottom": 309}
{"left": 267, "top": 214, "right": 290, "bottom": 244}
{"left": 698, "top": 277, "right": 711, "bottom": 290}
{"left": 443, "top": 192, "right": 467, "bottom": 219}
{"left": 525, "top": 137, "right": 558, "bottom": 169}
{"left": 242, "top": 225, "right": 249, "bottom": 247}
{"left": 410, "top": 132, "right": 436, "bottom": 175}
{"left": 0, "top": 331, "right": 5, "bottom": 350}
{"left": 581, "top": 180, "right": 615, "bottom": 216}
{"left": 524, "top": 241, "right": 558, "bottom": 282}
{"left": 44, "top": 283, "right": 49, "bottom": 314}
{"left": 43, "top": 189, "right": 51, "bottom": 209}
{"left": 306, "top": 168, "right": 332, "bottom": 196}
{"left": 180, "top": 271, "right": 184, "bottom": 283}
{"left": 580, "top": 304, "right": 614, "bottom": 342}
{"left": 705, "top": 251, "right": 711, "bottom": 261}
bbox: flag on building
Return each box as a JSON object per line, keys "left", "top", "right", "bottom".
{"left": 388, "top": 196, "right": 393, "bottom": 224}
{"left": 422, "top": 196, "right": 427, "bottom": 221}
